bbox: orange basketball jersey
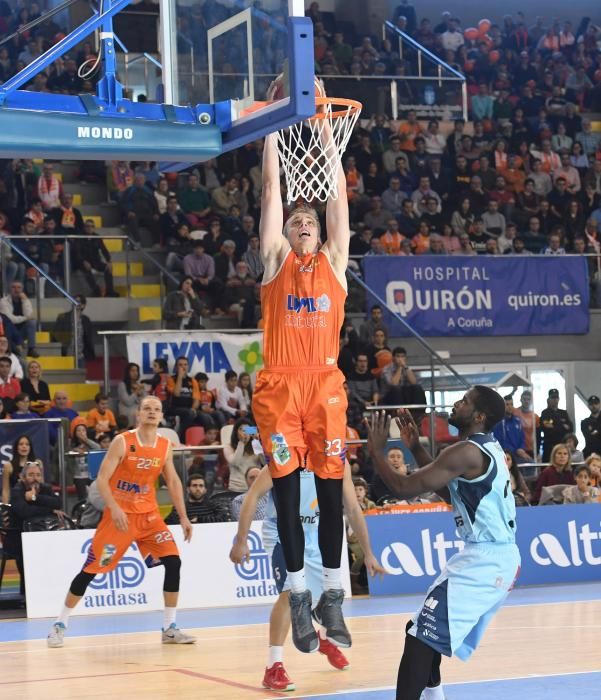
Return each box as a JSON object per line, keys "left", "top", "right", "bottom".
{"left": 108, "top": 430, "right": 170, "bottom": 513}
{"left": 261, "top": 249, "right": 347, "bottom": 370}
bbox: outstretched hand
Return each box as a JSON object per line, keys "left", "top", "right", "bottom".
{"left": 366, "top": 410, "right": 390, "bottom": 455}
{"left": 395, "top": 409, "right": 420, "bottom": 450}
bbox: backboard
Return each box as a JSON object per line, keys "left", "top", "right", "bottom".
{"left": 166, "top": 0, "right": 316, "bottom": 152}
{"left": 0, "top": 0, "right": 315, "bottom": 164}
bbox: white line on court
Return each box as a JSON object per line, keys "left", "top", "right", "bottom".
{"left": 1, "top": 597, "right": 599, "bottom": 646}
{"left": 288, "top": 668, "right": 601, "bottom": 699}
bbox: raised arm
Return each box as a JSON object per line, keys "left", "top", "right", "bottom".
{"left": 366, "top": 412, "right": 480, "bottom": 499}
{"left": 320, "top": 113, "right": 350, "bottom": 281}
{"left": 259, "top": 134, "right": 287, "bottom": 273}
{"left": 324, "top": 161, "right": 350, "bottom": 272}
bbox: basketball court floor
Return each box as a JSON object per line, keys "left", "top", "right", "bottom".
{"left": 1, "top": 582, "right": 599, "bottom": 699}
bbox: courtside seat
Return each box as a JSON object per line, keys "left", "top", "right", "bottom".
{"left": 185, "top": 426, "right": 205, "bottom": 446}
{"left": 157, "top": 427, "right": 181, "bottom": 446}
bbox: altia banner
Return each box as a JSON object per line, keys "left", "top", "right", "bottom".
{"left": 366, "top": 504, "right": 601, "bottom": 596}
{"left": 125, "top": 331, "right": 264, "bottom": 382}
{"left": 23, "top": 522, "right": 351, "bottom": 618}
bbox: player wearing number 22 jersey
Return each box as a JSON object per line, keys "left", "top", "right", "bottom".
{"left": 83, "top": 429, "right": 178, "bottom": 573}
{"left": 47, "top": 396, "right": 195, "bottom": 649}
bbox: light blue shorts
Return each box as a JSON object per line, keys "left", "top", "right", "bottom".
{"left": 263, "top": 523, "right": 322, "bottom": 605}
{"left": 408, "top": 542, "right": 521, "bottom": 661}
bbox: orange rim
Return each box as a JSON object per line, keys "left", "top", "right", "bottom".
{"left": 309, "top": 96, "right": 362, "bottom": 120}
{"left": 240, "top": 97, "right": 362, "bottom": 121}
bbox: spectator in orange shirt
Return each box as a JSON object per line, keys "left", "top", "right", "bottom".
{"left": 344, "top": 155, "right": 364, "bottom": 203}
{"left": 85, "top": 392, "right": 117, "bottom": 439}
{"left": 411, "top": 221, "right": 432, "bottom": 254}
{"left": 504, "top": 156, "right": 526, "bottom": 194}
{"left": 380, "top": 218, "right": 405, "bottom": 254}
{"left": 194, "top": 371, "right": 225, "bottom": 429}
{"left": 398, "top": 109, "right": 422, "bottom": 152}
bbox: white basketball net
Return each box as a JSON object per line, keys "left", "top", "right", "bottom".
{"left": 276, "top": 97, "right": 361, "bottom": 203}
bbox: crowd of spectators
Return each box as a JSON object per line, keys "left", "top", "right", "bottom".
{"left": 1, "top": 4, "right": 601, "bottom": 594}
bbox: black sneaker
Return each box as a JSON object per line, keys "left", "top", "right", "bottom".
{"left": 312, "top": 589, "right": 351, "bottom": 648}
{"left": 289, "top": 590, "right": 318, "bottom": 653}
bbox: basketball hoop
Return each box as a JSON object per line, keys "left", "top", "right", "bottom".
{"left": 276, "top": 95, "right": 362, "bottom": 204}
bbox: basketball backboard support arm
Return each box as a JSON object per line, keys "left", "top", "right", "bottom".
{"left": 158, "top": 0, "right": 178, "bottom": 106}
{"left": 0, "top": 4, "right": 314, "bottom": 164}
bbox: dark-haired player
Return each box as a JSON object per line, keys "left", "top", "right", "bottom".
{"left": 367, "top": 386, "right": 521, "bottom": 700}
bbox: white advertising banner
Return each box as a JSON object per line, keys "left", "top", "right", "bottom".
{"left": 23, "top": 522, "right": 351, "bottom": 619}
{"left": 125, "top": 331, "right": 264, "bottom": 383}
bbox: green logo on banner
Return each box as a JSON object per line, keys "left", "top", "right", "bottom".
{"left": 238, "top": 341, "right": 263, "bottom": 373}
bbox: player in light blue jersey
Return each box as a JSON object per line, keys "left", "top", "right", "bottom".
{"left": 230, "top": 461, "right": 384, "bottom": 692}
{"left": 367, "top": 386, "right": 521, "bottom": 700}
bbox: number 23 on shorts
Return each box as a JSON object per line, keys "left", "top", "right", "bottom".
{"left": 324, "top": 438, "right": 343, "bottom": 456}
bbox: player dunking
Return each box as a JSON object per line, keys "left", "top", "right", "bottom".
{"left": 252, "top": 118, "right": 351, "bottom": 652}
{"left": 47, "top": 395, "right": 195, "bottom": 647}
{"left": 367, "top": 388, "right": 521, "bottom": 700}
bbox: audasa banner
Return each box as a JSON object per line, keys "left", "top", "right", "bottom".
{"left": 126, "top": 331, "right": 264, "bottom": 381}
{"left": 363, "top": 255, "right": 590, "bottom": 336}
{"left": 23, "top": 522, "right": 351, "bottom": 618}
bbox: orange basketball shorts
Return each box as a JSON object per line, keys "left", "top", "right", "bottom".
{"left": 252, "top": 367, "right": 348, "bottom": 479}
{"left": 83, "top": 508, "right": 179, "bottom": 574}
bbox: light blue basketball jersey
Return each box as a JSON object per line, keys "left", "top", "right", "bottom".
{"left": 447, "top": 433, "right": 517, "bottom": 544}
{"left": 262, "top": 469, "right": 319, "bottom": 551}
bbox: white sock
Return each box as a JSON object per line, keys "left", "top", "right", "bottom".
{"left": 287, "top": 568, "right": 306, "bottom": 594}
{"left": 318, "top": 627, "right": 327, "bottom": 641}
{"left": 422, "top": 685, "right": 445, "bottom": 699}
{"left": 267, "top": 645, "right": 283, "bottom": 668}
{"left": 56, "top": 605, "right": 73, "bottom": 628}
{"left": 163, "top": 607, "right": 177, "bottom": 630}
{"left": 323, "top": 567, "right": 341, "bottom": 591}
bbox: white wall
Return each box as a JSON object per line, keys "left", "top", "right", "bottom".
{"left": 574, "top": 362, "right": 601, "bottom": 404}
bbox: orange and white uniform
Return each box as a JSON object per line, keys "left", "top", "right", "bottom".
{"left": 83, "top": 430, "right": 178, "bottom": 573}
{"left": 253, "top": 249, "right": 348, "bottom": 479}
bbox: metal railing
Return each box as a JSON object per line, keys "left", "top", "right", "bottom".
{"left": 0, "top": 234, "right": 129, "bottom": 297}
{"left": 0, "top": 232, "right": 180, "bottom": 317}
{"left": 0, "top": 235, "right": 80, "bottom": 356}
{"left": 383, "top": 21, "right": 468, "bottom": 121}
